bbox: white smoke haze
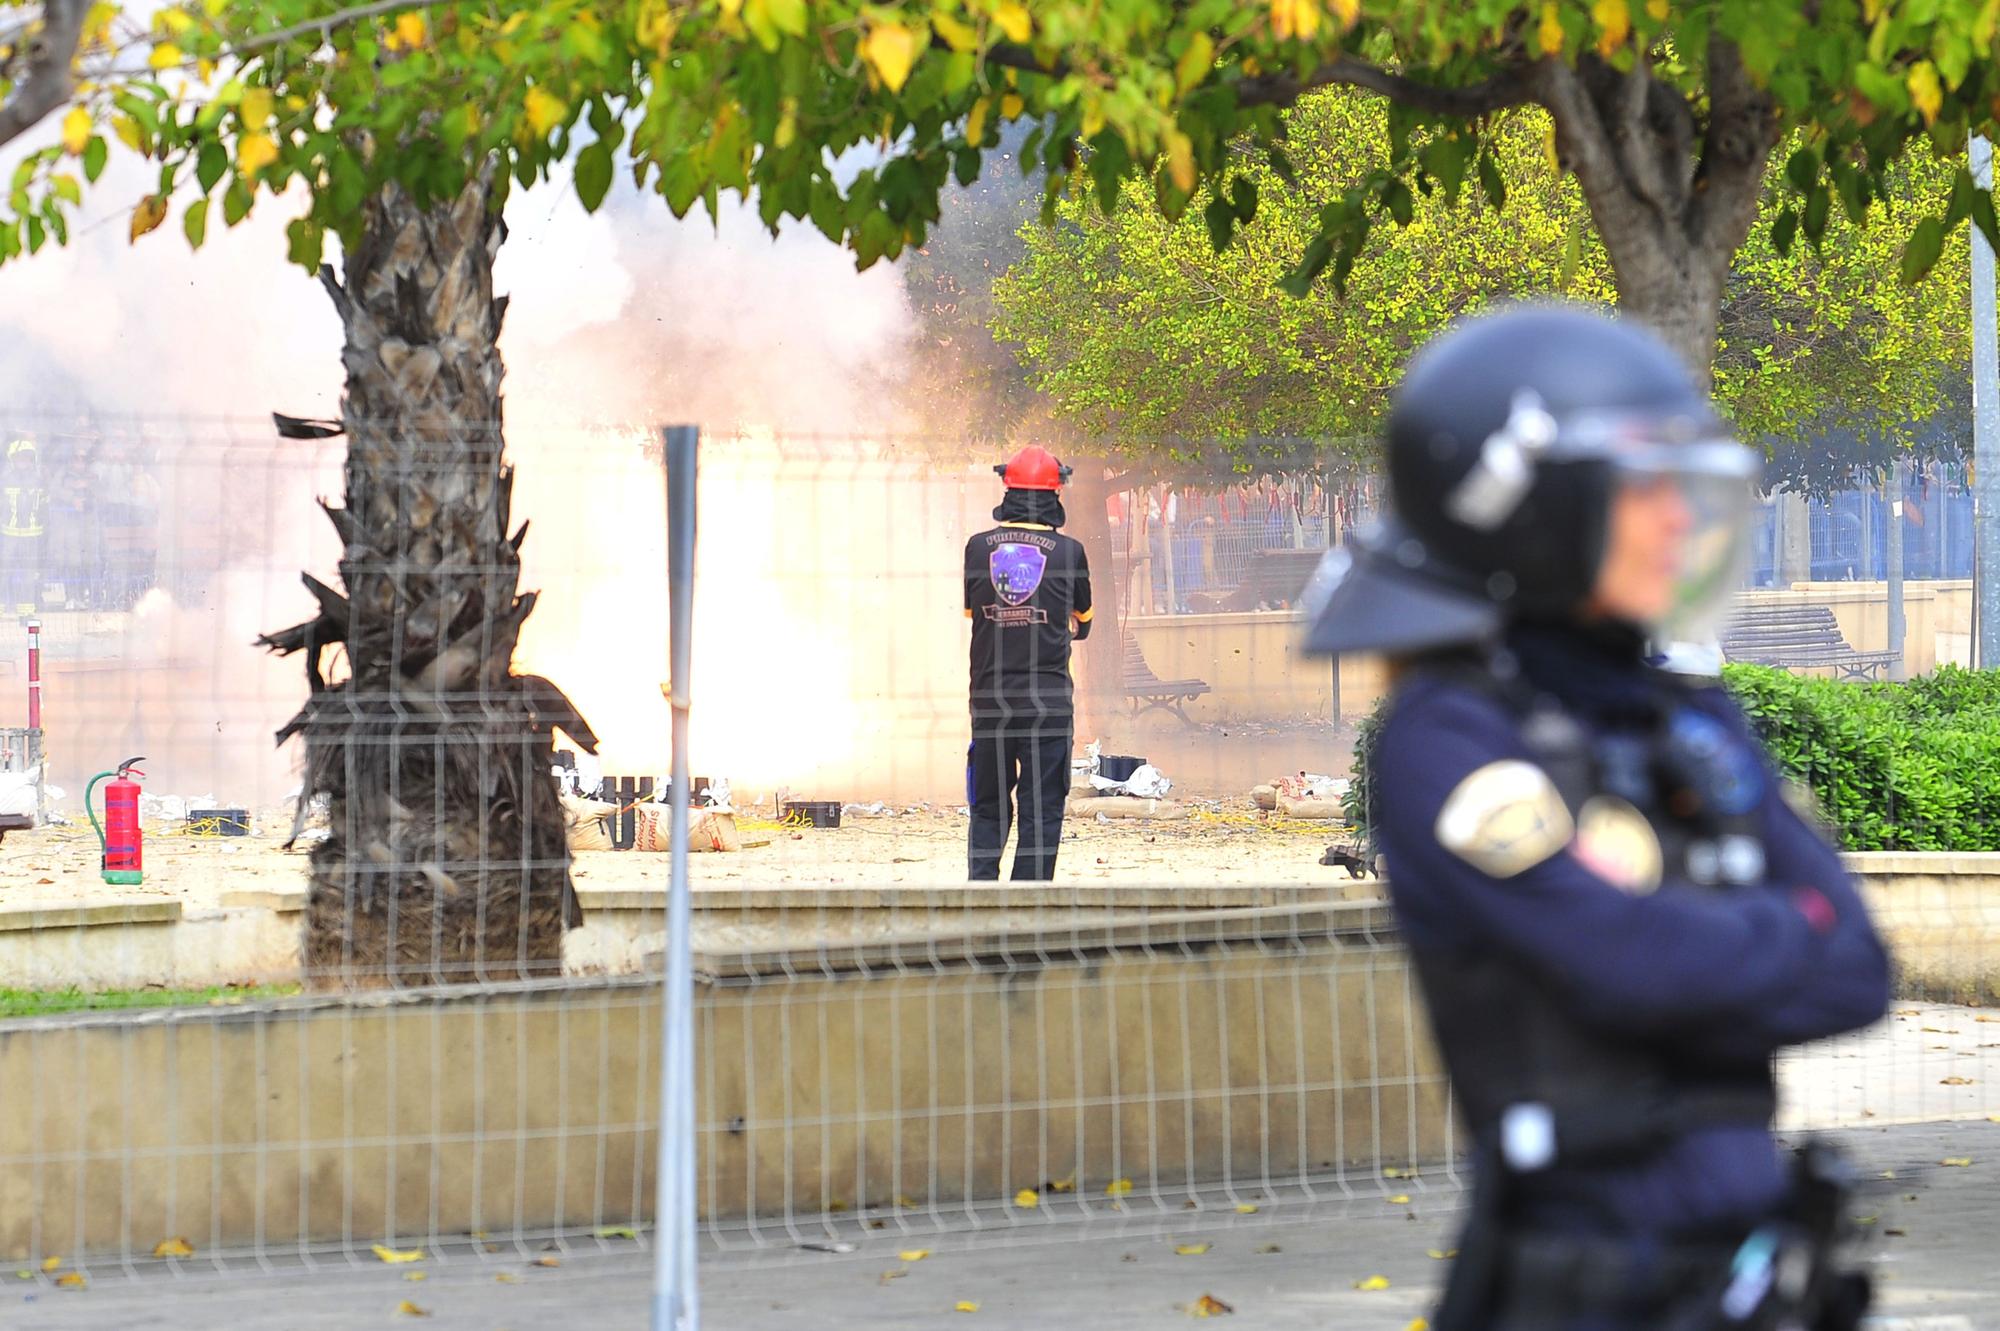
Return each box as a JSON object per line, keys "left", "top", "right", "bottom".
{"left": 0, "top": 137, "right": 990, "bottom": 806}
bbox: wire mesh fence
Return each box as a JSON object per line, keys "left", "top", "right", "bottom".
{"left": 0, "top": 417, "right": 1992, "bottom": 1292}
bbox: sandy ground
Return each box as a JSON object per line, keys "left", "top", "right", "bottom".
{"left": 0, "top": 804, "right": 1365, "bottom": 906}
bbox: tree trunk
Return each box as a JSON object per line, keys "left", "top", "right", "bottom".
{"left": 264, "top": 163, "right": 594, "bottom": 989}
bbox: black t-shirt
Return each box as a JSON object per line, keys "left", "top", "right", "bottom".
{"left": 964, "top": 523, "right": 1093, "bottom": 723}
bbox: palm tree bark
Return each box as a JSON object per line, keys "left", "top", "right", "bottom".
{"left": 265, "top": 161, "right": 592, "bottom": 988}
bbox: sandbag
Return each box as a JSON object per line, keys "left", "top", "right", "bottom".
{"left": 1276, "top": 795, "right": 1347, "bottom": 820}
{"left": 1067, "top": 796, "right": 1188, "bottom": 820}
{"left": 1250, "top": 784, "right": 1278, "bottom": 812}
{"left": 634, "top": 805, "right": 742, "bottom": 853}
{"left": 562, "top": 793, "right": 617, "bottom": 852}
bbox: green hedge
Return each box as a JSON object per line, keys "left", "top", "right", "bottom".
{"left": 1346, "top": 665, "right": 2000, "bottom": 853}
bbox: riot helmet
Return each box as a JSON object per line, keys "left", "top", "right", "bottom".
{"left": 1301, "top": 305, "right": 1758, "bottom": 657}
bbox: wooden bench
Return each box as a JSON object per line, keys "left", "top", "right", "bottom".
{"left": 1720, "top": 604, "right": 1900, "bottom": 681}
{"left": 0, "top": 814, "right": 30, "bottom": 845}
{"left": 1122, "top": 633, "right": 1212, "bottom": 725}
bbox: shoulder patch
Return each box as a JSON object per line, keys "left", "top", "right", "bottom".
{"left": 1572, "top": 795, "right": 1663, "bottom": 895}
{"left": 1434, "top": 760, "right": 1574, "bottom": 880}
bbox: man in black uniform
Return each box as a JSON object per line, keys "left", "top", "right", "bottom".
{"left": 965, "top": 446, "right": 1092, "bottom": 881}
{"left": 1301, "top": 306, "right": 1887, "bottom": 1330}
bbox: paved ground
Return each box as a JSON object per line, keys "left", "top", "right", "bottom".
{"left": 13, "top": 1120, "right": 1997, "bottom": 1330}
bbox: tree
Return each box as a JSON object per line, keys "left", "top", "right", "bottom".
{"left": 991, "top": 89, "right": 1971, "bottom": 490}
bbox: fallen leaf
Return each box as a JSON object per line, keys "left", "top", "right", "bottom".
{"left": 1382, "top": 1167, "right": 1404, "bottom": 1178}
{"left": 1388, "top": 1194, "right": 1411, "bottom": 1205}
{"left": 404, "top": 1271, "right": 427, "bottom": 1282}
{"left": 1940, "top": 1076, "right": 1975, "bottom": 1086}
{"left": 41, "top": 1256, "right": 61, "bottom": 1273}
{"left": 955, "top": 1300, "right": 981, "bottom": 1313}
{"left": 57, "top": 1271, "right": 86, "bottom": 1289}
{"left": 1048, "top": 1178, "right": 1076, "bottom": 1194}
{"left": 1175, "top": 1243, "right": 1212, "bottom": 1256}
{"left": 495, "top": 1273, "right": 518, "bottom": 1284}
{"left": 1182, "top": 1199, "right": 1200, "bottom": 1210}
{"left": 1893, "top": 1009, "right": 1921, "bottom": 1017}
{"left": 1405, "top": 1320, "right": 1431, "bottom": 1331}
{"left": 1354, "top": 1275, "right": 1391, "bottom": 1291}
{"left": 534, "top": 1256, "right": 562, "bottom": 1268}
{"left": 1976, "top": 1015, "right": 1999, "bottom": 1023}
{"left": 1427, "top": 1249, "right": 1459, "bottom": 1260}
{"left": 1920, "top": 1027, "right": 1956, "bottom": 1033}
{"left": 899, "top": 1250, "right": 931, "bottom": 1263}
{"left": 1191, "top": 1292, "right": 1234, "bottom": 1317}
{"left": 14, "top": 1271, "right": 30, "bottom": 1280}
{"left": 1235, "top": 1204, "right": 1259, "bottom": 1215}
{"left": 881, "top": 1269, "right": 908, "bottom": 1283}
{"left": 372, "top": 1244, "right": 425, "bottom": 1264}
{"left": 396, "top": 1300, "right": 429, "bottom": 1317}
{"left": 1256, "top": 1244, "right": 1282, "bottom": 1255}
{"left": 1106, "top": 1179, "right": 1133, "bottom": 1197}
{"left": 1886, "top": 1228, "right": 1907, "bottom": 1237}
{"left": 1015, "top": 1188, "right": 1040, "bottom": 1208}
{"left": 1880, "top": 1171, "right": 1897, "bottom": 1179}
{"left": 596, "top": 1226, "right": 638, "bottom": 1240}
{"left": 828, "top": 1200, "right": 848, "bottom": 1213}
{"left": 1853, "top": 1215, "right": 1878, "bottom": 1226}
{"left": 152, "top": 1238, "right": 194, "bottom": 1259}
{"left": 897, "top": 1196, "right": 919, "bottom": 1209}
{"left": 1941, "top": 1158, "right": 1973, "bottom": 1167}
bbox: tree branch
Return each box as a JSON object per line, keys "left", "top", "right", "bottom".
{"left": 1234, "top": 55, "right": 1535, "bottom": 116}
{"left": 1689, "top": 33, "right": 1777, "bottom": 253}
{"left": 0, "top": 0, "right": 90, "bottom": 152}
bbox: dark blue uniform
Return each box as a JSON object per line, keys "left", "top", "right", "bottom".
{"left": 1373, "top": 622, "right": 1889, "bottom": 1324}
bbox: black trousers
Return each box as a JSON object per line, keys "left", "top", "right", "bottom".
{"left": 967, "top": 726, "right": 1071, "bottom": 881}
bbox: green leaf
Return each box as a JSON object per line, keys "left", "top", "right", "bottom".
{"left": 222, "top": 178, "right": 252, "bottom": 226}
{"left": 765, "top": 0, "right": 807, "bottom": 39}
{"left": 1384, "top": 179, "right": 1413, "bottom": 227}
{"left": 24, "top": 214, "right": 44, "bottom": 254}
{"left": 1477, "top": 153, "right": 1506, "bottom": 210}
{"left": 954, "top": 148, "right": 980, "bottom": 188}
{"left": 574, "top": 141, "right": 614, "bottom": 212}
{"left": 1204, "top": 195, "right": 1234, "bottom": 251}
{"left": 1970, "top": 189, "right": 1999, "bottom": 259}
{"left": 1559, "top": 214, "right": 1583, "bottom": 287}
{"left": 1900, "top": 216, "right": 1945, "bottom": 284}
{"left": 196, "top": 140, "right": 227, "bottom": 195}
{"left": 1268, "top": 147, "right": 1296, "bottom": 187}
{"left": 1772, "top": 205, "right": 1798, "bottom": 259}
{"left": 1279, "top": 234, "right": 1333, "bottom": 298}
{"left": 1946, "top": 167, "right": 1974, "bottom": 230}
{"left": 51, "top": 174, "right": 81, "bottom": 206}
{"left": 1229, "top": 175, "right": 1257, "bottom": 222}
{"left": 286, "top": 217, "right": 322, "bottom": 270}
{"left": 183, "top": 197, "right": 208, "bottom": 247}
{"left": 1785, "top": 147, "right": 1819, "bottom": 195}
{"left": 1802, "top": 185, "right": 1830, "bottom": 246}
{"left": 83, "top": 136, "right": 107, "bottom": 184}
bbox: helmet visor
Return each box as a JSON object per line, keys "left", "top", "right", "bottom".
{"left": 1579, "top": 434, "right": 1760, "bottom": 642}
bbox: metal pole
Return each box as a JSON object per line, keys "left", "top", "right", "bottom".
{"left": 1886, "top": 460, "right": 1907, "bottom": 680}
{"left": 26, "top": 617, "right": 40, "bottom": 730}
{"left": 1973, "top": 135, "right": 2000, "bottom": 669}
{"left": 654, "top": 424, "right": 699, "bottom": 1331}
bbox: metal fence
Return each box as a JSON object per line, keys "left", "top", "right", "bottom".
{"left": 0, "top": 419, "right": 1991, "bottom": 1303}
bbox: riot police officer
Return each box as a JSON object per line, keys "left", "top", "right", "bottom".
{"left": 964, "top": 447, "right": 1093, "bottom": 880}
{"left": 1302, "top": 306, "right": 1889, "bottom": 1330}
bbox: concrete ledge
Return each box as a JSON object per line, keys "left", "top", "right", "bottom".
{"left": 0, "top": 915, "right": 1450, "bottom": 1260}
{"left": 0, "top": 899, "right": 180, "bottom": 932}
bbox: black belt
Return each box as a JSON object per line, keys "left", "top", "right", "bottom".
{"left": 1498, "top": 1231, "right": 1742, "bottom": 1320}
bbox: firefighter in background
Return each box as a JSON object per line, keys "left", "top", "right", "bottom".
{"left": 964, "top": 447, "right": 1093, "bottom": 881}
{"left": 1, "top": 436, "right": 46, "bottom": 617}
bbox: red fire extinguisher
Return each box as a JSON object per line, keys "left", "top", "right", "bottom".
{"left": 87, "top": 757, "right": 146, "bottom": 887}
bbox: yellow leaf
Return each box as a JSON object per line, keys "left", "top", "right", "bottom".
{"left": 992, "top": 1, "right": 1030, "bottom": 43}
{"left": 965, "top": 95, "right": 990, "bottom": 145}
{"left": 152, "top": 1238, "right": 194, "bottom": 1259}
{"left": 396, "top": 12, "right": 427, "bottom": 47}
{"left": 933, "top": 12, "right": 979, "bottom": 51}
{"left": 197, "top": 56, "right": 216, "bottom": 82}
{"left": 404, "top": 1271, "right": 427, "bottom": 1282}
{"left": 1853, "top": 1215, "right": 1878, "bottom": 1226}
{"left": 396, "top": 1300, "right": 430, "bottom": 1317}
{"left": 1000, "top": 92, "right": 1024, "bottom": 118}
{"left": 1382, "top": 1167, "right": 1403, "bottom": 1178}
{"left": 1908, "top": 61, "right": 1943, "bottom": 125}
{"left": 1388, "top": 1194, "right": 1411, "bottom": 1205}
{"left": 1538, "top": 2, "right": 1563, "bottom": 56}
{"left": 1354, "top": 1275, "right": 1391, "bottom": 1291}
{"left": 1941, "top": 1157, "right": 1973, "bottom": 1167}
{"left": 955, "top": 1301, "right": 981, "bottom": 1313}
{"left": 1941, "top": 1076, "right": 1975, "bottom": 1086}
{"left": 1048, "top": 1177, "right": 1076, "bottom": 1194}
{"left": 899, "top": 1249, "right": 931, "bottom": 1262}
{"left": 1406, "top": 1321, "right": 1431, "bottom": 1331}
{"left": 495, "top": 1273, "right": 518, "bottom": 1283}
{"left": 524, "top": 85, "right": 567, "bottom": 136}
{"left": 1164, "top": 128, "right": 1195, "bottom": 193}
{"left": 61, "top": 107, "right": 91, "bottom": 155}
{"left": 1106, "top": 1179, "right": 1133, "bottom": 1196}
{"left": 1015, "top": 1188, "right": 1040, "bottom": 1208}
{"left": 129, "top": 194, "right": 168, "bottom": 241}
{"left": 533, "top": 1256, "right": 561, "bottom": 1268}
{"left": 1592, "top": 0, "right": 1629, "bottom": 56}
{"left": 1330, "top": 0, "right": 1358, "bottom": 23}
{"left": 897, "top": 1195, "right": 919, "bottom": 1208}
{"left": 1192, "top": 1293, "right": 1234, "bottom": 1317}
{"left": 149, "top": 42, "right": 183, "bottom": 69}
{"left": 1175, "top": 1243, "right": 1212, "bottom": 1256}
{"left": 1175, "top": 31, "right": 1214, "bottom": 95}
{"left": 236, "top": 132, "right": 279, "bottom": 177}
{"left": 1235, "top": 1203, "right": 1259, "bottom": 1214}
{"left": 1426, "top": 1249, "right": 1459, "bottom": 1260}
{"left": 371, "top": 1244, "right": 426, "bottom": 1264}
{"left": 240, "top": 87, "right": 273, "bottom": 128}
{"left": 862, "top": 21, "right": 919, "bottom": 92}
{"left": 56, "top": 1272, "right": 86, "bottom": 1289}
{"left": 1645, "top": 0, "right": 1668, "bottom": 17}
{"left": 112, "top": 115, "right": 144, "bottom": 150}
{"left": 40, "top": 1257, "right": 61, "bottom": 1273}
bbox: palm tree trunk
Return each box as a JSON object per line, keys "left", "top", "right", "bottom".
{"left": 265, "top": 161, "right": 592, "bottom": 988}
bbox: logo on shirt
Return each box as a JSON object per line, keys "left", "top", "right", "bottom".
{"left": 990, "top": 543, "right": 1048, "bottom": 607}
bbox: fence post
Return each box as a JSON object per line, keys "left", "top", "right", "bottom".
{"left": 655, "top": 424, "right": 700, "bottom": 1331}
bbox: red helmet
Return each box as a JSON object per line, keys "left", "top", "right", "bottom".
{"left": 995, "top": 446, "right": 1072, "bottom": 491}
